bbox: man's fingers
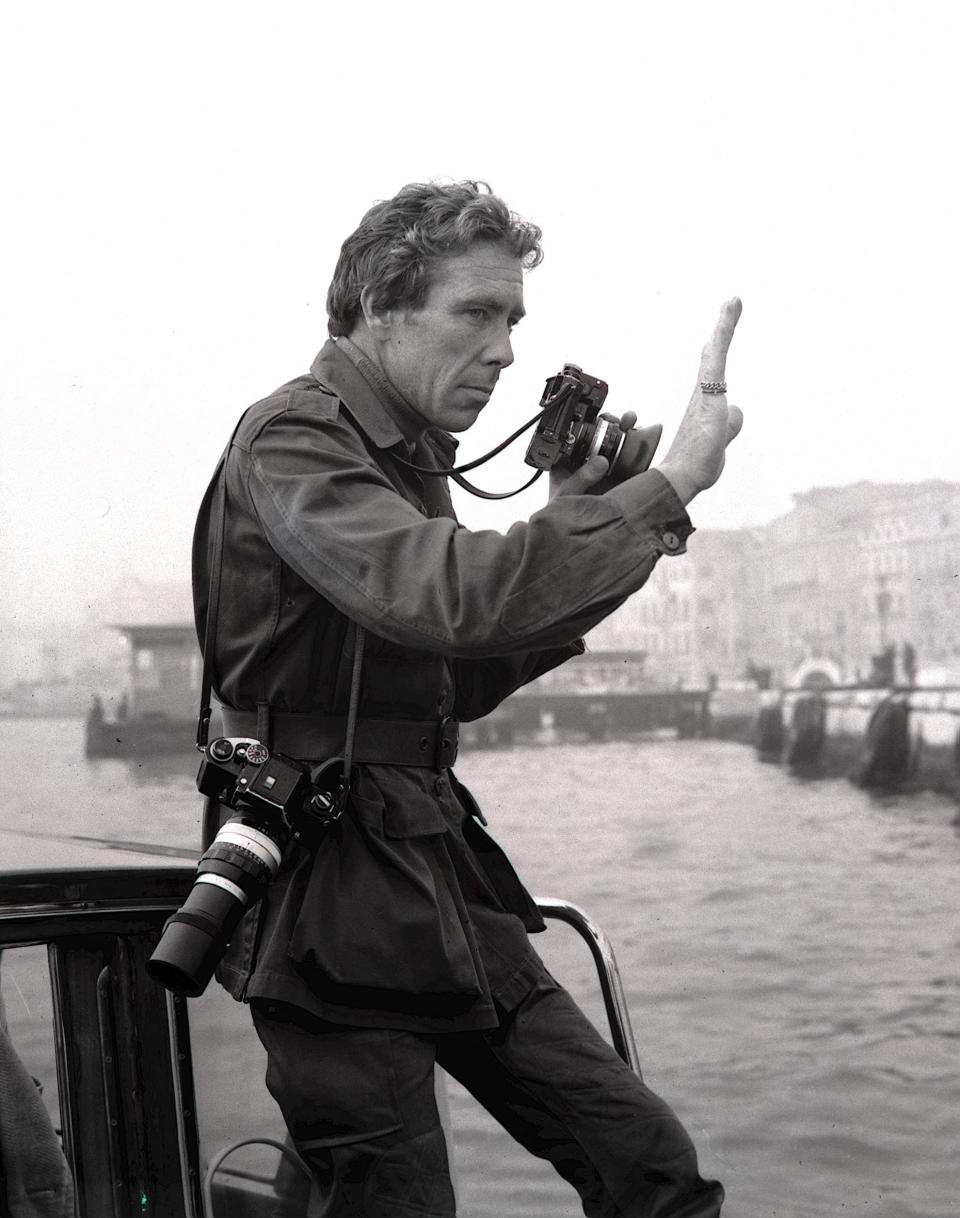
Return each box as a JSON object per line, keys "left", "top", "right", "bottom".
{"left": 601, "top": 410, "right": 637, "bottom": 431}
{"left": 551, "top": 455, "right": 609, "bottom": 497}
{"left": 698, "top": 297, "right": 742, "bottom": 385}
{"left": 726, "top": 404, "right": 744, "bottom": 443}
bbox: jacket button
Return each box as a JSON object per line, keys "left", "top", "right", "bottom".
{"left": 661, "top": 530, "right": 680, "bottom": 552}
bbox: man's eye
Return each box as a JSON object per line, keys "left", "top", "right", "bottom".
{"left": 466, "top": 308, "right": 488, "bottom": 322}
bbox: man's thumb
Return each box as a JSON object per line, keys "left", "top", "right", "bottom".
{"left": 555, "top": 455, "right": 609, "bottom": 496}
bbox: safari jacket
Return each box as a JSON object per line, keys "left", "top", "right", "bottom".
{"left": 192, "top": 337, "right": 692, "bottom": 1032}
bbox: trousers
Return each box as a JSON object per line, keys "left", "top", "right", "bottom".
{"left": 251, "top": 972, "right": 724, "bottom": 1218}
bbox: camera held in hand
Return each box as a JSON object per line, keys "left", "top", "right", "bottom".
{"left": 524, "top": 364, "right": 662, "bottom": 480}
{"left": 147, "top": 737, "right": 344, "bottom": 998}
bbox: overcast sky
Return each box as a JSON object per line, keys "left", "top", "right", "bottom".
{"left": 2, "top": 1, "right": 957, "bottom": 628}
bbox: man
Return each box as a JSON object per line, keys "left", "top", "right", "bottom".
{"left": 193, "top": 181, "right": 742, "bottom": 1217}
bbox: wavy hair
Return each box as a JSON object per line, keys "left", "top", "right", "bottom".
{"left": 326, "top": 181, "right": 543, "bottom": 338}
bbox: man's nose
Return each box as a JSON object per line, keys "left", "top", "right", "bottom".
{"left": 486, "top": 324, "right": 515, "bottom": 370}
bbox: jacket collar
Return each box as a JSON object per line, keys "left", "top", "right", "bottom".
{"left": 309, "top": 338, "right": 458, "bottom": 463}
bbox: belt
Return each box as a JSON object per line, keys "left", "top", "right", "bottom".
{"left": 219, "top": 709, "right": 459, "bottom": 770}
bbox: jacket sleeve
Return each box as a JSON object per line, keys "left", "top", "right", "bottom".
{"left": 240, "top": 404, "right": 691, "bottom": 660}
{"left": 451, "top": 643, "right": 582, "bottom": 721}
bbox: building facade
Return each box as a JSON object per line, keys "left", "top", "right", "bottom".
{"left": 588, "top": 480, "right": 960, "bottom": 688}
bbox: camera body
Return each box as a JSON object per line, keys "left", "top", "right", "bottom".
{"left": 524, "top": 364, "right": 662, "bottom": 479}
{"left": 147, "top": 738, "right": 344, "bottom": 997}
{"left": 525, "top": 365, "right": 609, "bottom": 471}
{"left": 196, "top": 735, "right": 345, "bottom": 843}
{"left": 197, "top": 736, "right": 328, "bottom": 826}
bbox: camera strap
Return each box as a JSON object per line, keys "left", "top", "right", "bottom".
{"left": 387, "top": 409, "right": 548, "bottom": 500}
{"left": 341, "top": 621, "right": 365, "bottom": 790}
{"left": 195, "top": 431, "right": 239, "bottom": 849}
{"left": 196, "top": 439, "right": 233, "bottom": 753}
{"left": 447, "top": 467, "right": 542, "bottom": 500}
{"left": 386, "top": 383, "right": 581, "bottom": 499}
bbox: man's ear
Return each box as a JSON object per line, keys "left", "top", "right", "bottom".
{"left": 359, "top": 286, "right": 394, "bottom": 339}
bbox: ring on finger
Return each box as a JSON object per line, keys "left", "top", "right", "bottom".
{"left": 700, "top": 381, "right": 727, "bottom": 395}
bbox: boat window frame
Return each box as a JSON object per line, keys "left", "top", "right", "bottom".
{"left": 0, "top": 866, "right": 203, "bottom": 1218}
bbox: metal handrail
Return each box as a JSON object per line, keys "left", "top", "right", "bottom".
{"left": 202, "top": 1138, "right": 314, "bottom": 1216}
{"left": 535, "top": 897, "right": 642, "bottom": 1077}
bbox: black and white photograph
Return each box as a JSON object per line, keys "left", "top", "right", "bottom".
{"left": 0, "top": 3, "right": 957, "bottom": 1215}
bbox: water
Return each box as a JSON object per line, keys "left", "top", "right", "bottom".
{"left": 1, "top": 718, "right": 958, "bottom": 1217}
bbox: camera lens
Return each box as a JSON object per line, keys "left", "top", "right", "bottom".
{"left": 146, "top": 812, "right": 289, "bottom": 997}
{"left": 586, "top": 417, "right": 626, "bottom": 471}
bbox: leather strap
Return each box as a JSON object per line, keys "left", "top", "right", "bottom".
{"left": 220, "top": 709, "right": 459, "bottom": 770}
{"left": 196, "top": 443, "right": 231, "bottom": 749}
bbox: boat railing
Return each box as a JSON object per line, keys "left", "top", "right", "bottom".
{"left": 535, "top": 896, "right": 642, "bottom": 1077}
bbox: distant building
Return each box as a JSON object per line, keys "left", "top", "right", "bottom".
{"left": 0, "top": 617, "right": 129, "bottom": 715}
{"left": 588, "top": 528, "right": 760, "bottom": 688}
{"left": 107, "top": 579, "right": 198, "bottom": 718}
{"left": 590, "top": 480, "right": 960, "bottom": 688}
{"left": 756, "top": 481, "right": 960, "bottom": 683}
{"left": 83, "top": 579, "right": 199, "bottom": 754}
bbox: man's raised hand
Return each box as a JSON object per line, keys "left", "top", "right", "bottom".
{"left": 656, "top": 298, "right": 744, "bottom": 507}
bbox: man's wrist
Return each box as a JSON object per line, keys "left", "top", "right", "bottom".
{"left": 606, "top": 468, "right": 695, "bottom": 557}
{"left": 655, "top": 462, "right": 698, "bottom": 507}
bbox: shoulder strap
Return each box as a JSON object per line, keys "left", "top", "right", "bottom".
{"left": 195, "top": 445, "right": 230, "bottom": 750}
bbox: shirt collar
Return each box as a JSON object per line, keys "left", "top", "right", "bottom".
{"left": 309, "top": 339, "right": 407, "bottom": 450}
{"left": 309, "top": 338, "right": 458, "bottom": 462}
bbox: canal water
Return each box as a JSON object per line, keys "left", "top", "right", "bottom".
{"left": 2, "top": 718, "right": 958, "bottom": 1217}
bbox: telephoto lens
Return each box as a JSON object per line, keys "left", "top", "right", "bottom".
{"left": 146, "top": 809, "right": 289, "bottom": 996}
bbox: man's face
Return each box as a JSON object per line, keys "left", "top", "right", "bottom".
{"left": 375, "top": 241, "right": 525, "bottom": 433}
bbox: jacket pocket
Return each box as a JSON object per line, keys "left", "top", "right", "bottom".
{"left": 288, "top": 788, "right": 483, "bottom": 999}
{"left": 378, "top": 788, "right": 448, "bottom": 839}
{"left": 453, "top": 777, "right": 547, "bottom": 934}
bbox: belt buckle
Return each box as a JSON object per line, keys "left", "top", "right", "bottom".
{"left": 434, "top": 715, "right": 458, "bottom": 770}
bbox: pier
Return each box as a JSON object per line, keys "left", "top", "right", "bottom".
{"left": 752, "top": 684, "right": 960, "bottom": 801}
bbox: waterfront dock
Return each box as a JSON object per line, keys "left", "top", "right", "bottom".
{"left": 751, "top": 684, "right": 960, "bottom": 801}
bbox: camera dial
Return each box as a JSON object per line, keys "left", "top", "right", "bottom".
{"left": 209, "top": 737, "right": 236, "bottom": 762}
